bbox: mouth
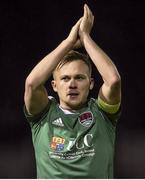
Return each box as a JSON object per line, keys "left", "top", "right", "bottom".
{"left": 67, "top": 92, "right": 79, "bottom": 98}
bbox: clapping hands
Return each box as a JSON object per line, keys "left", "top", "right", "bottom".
{"left": 67, "top": 4, "right": 94, "bottom": 49}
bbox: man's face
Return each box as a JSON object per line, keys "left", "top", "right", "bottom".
{"left": 52, "top": 60, "right": 94, "bottom": 110}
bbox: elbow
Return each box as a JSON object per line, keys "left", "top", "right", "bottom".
{"left": 110, "top": 73, "right": 121, "bottom": 88}
{"left": 25, "top": 76, "right": 36, "bottom": 91}
{"left": 25, "top": 76, "right": 44, "bottom": 92}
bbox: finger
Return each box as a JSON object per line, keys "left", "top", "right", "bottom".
{"left": 74, "top": 17, "right": 82, "bottom": 27}
{"left": 83, "top": 4, "right": 88, "bottom": 20}
{"left": 86, "top": 4, "right": 93, "bottom": 20}
{"left": 86, "top": 5, "right": 94, "bottom": 26}
{"left": 85, "top": 4, "right": 89, "bottom": 16}
{"left": 71, "top": 17, "right": 82, "bottom": 36}
{"left": 71, "top": 17, "right": 82, "bottom": 33}
{"left": 80, "top": 4, "right": 88, "bottom": 27}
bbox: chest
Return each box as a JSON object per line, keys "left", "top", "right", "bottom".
{"left": 34, "top": 109, "right": 114, "bottom": 158}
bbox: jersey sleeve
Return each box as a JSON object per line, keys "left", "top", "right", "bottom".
{"left": 23, "top": 103, "right": 50, "bottom": 122}
{"left": 23, "top": 97, "right": 56, "bottom": 126}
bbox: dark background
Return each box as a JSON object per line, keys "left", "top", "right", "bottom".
{"left": 0, "top": 0, "right": 145, "bottom": 178}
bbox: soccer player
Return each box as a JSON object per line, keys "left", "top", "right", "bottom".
{"left": 24, "top": 4, "right": 121, "bottom": 178}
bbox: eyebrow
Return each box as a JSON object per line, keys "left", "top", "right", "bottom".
{"left": 60, "top": 74, "right": 88, "bottom": 78}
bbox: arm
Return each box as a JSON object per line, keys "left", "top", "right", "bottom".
{"left": 24, "top": 18, "right": 82, "bottom": 115}
{"left": 79, "top": 4, "right": 121, "bottom": 105}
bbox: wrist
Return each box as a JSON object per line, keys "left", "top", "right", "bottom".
{"left": 80, "top": 33, "right": 90, "bottom": 44}
{"left": 64, "top": 38, "right": 76, "bottom": 49}
{"left": 60, "top": 38, "right": 75, "bottom": 52}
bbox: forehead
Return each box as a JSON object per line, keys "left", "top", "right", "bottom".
{"left": 55, "top": 60, "right": 90, "bottom": 76}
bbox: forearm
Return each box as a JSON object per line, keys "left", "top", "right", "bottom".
{"left": 82, "top": 34, "right": 120, "bottom": 85}
{"left": 26, "top": 39, "right": 73, "bottom": 89}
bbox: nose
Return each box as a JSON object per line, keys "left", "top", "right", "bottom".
{"left": 69, "top": 79, "right": 77, "bottom": 89}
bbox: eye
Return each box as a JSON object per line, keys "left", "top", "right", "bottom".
{"left": 76, "top": 75, "right": 85, "bottom": 81}
{"left": 61, "top": 76, "right": 70, "bottom": 82}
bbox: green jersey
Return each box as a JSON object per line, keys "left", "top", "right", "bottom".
{"left": 24, "top": 97, "right": 120, "bottom": 178}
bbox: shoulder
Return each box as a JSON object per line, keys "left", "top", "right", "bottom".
{"left": 24, "top": 96, "right": 58, "bottom": 123}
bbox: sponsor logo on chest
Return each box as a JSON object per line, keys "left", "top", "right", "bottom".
{"left": 49, "top": 134, "right": 95, "bottom": 159}
{"left": 50, "top": 136, "right": 65, "bottom": 151}
{"left": 50, "top": 134, "right": 93, "bottom": 152}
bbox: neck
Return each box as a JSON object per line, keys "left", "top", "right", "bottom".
{"left": 59, "top": 102, "right": 87, "bottom": 112}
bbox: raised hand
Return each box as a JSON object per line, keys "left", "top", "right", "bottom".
{"left": 66, "top": 4, "right": 94, "bottom": 50}
{"left": 79, "top": 4, "right": 94, "bottom": 43}
{"left": 66, "top": 17, "right": 82, "bottom": 47}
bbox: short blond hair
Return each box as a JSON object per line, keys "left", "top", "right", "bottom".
{"left": 53, "top": 50, "right": 92, "bottom": 78}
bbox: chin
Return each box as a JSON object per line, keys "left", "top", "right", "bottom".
{"left": 67, "top": 101, "right": 84, "bottom": 110}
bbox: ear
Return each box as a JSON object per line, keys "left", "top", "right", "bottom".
{"left": 89, "top": 78, "right": 94, "bottom": 90}
{"left": 51, "top": 80, "right": 57, "bottom": 92}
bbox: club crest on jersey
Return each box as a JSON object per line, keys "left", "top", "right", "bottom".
{"left": 79, "top": 112, "right": 93, "bottom": 127}
{"left": 50, "top": 136, "right": 65, "bottom": 151}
